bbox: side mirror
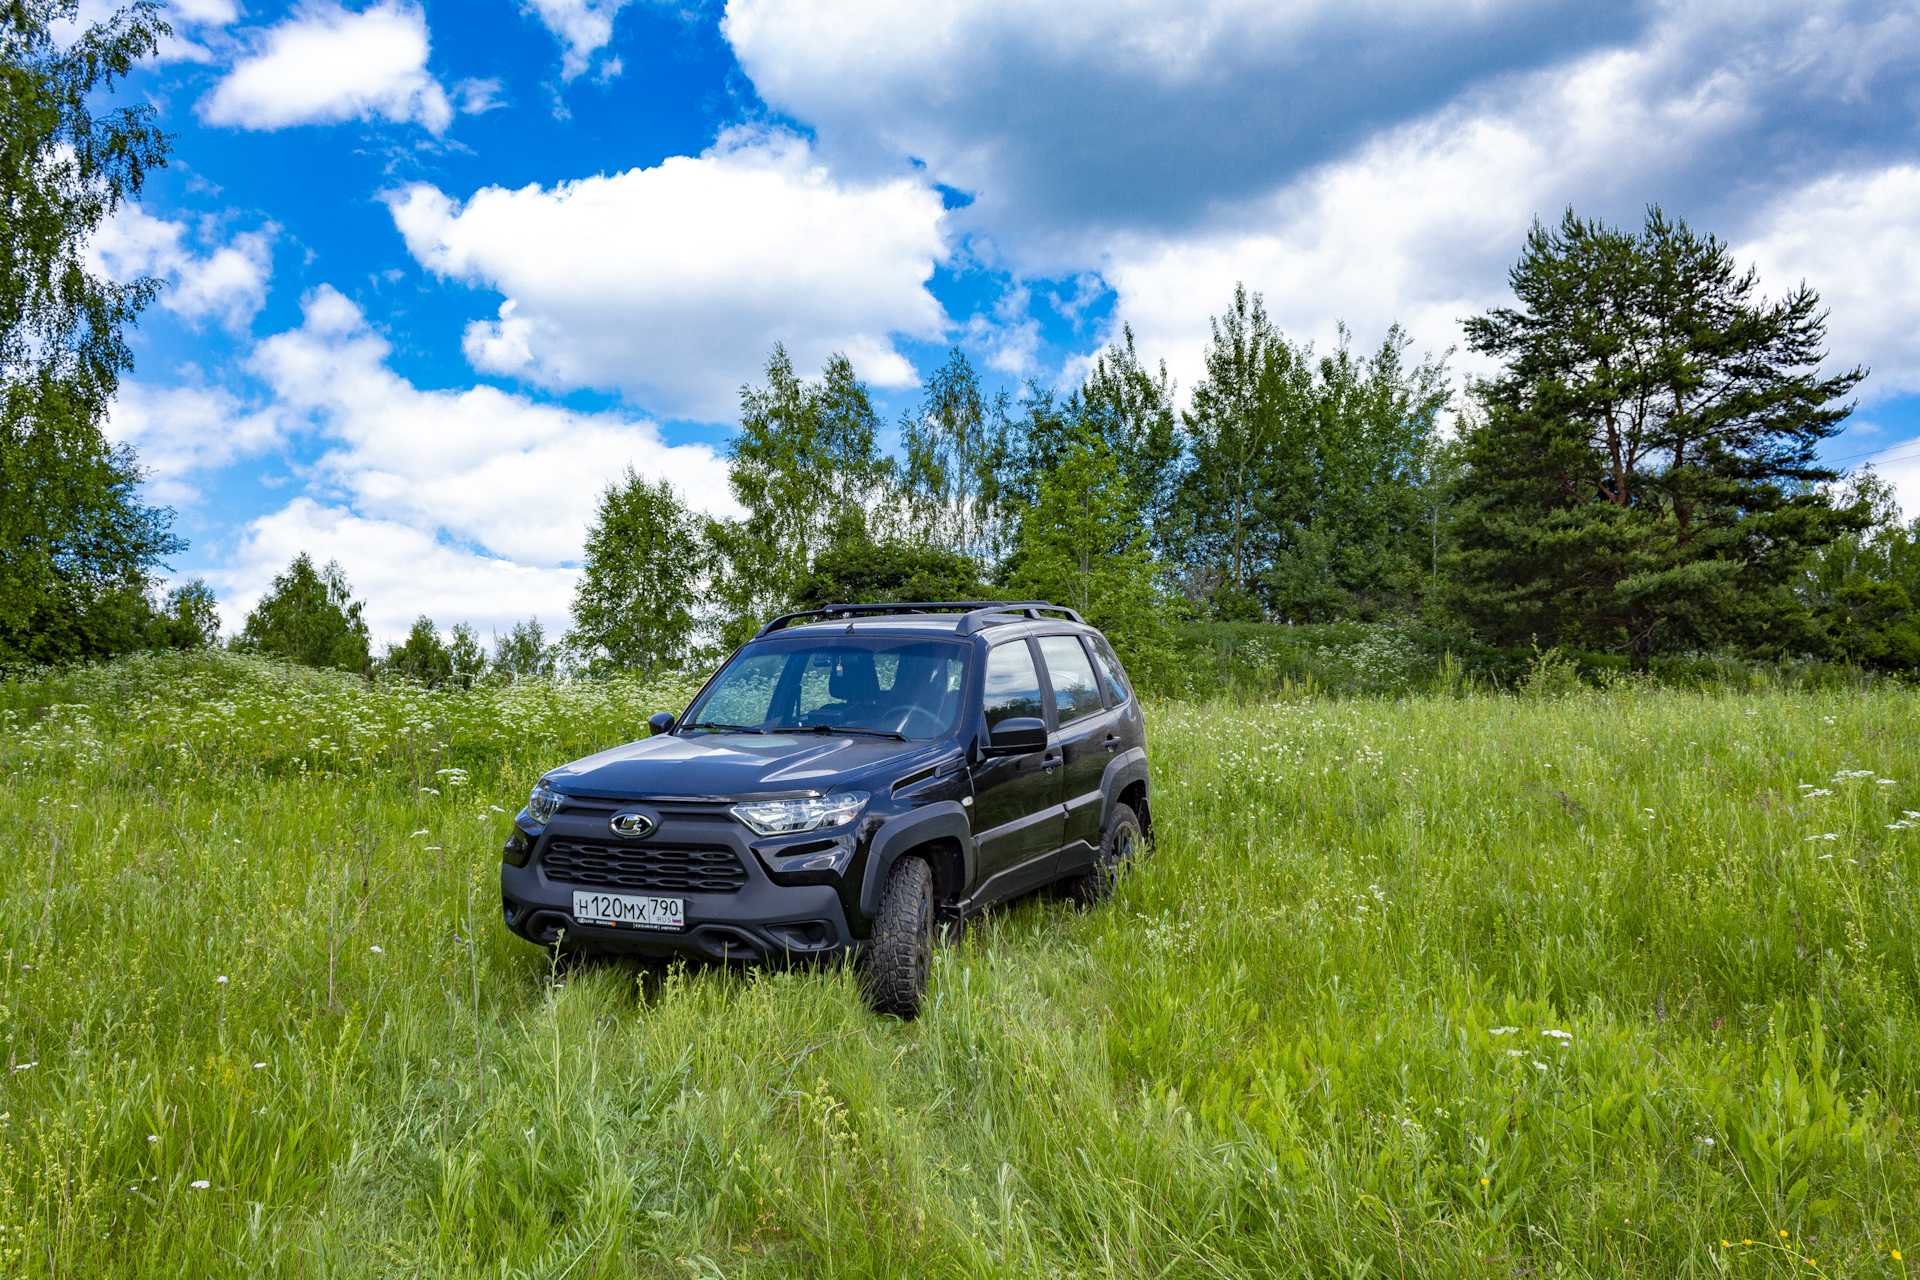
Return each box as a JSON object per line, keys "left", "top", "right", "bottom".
{"left": 647, "top": 711, "right": 676, "bottom": 736}
{"left": 986, "top": 717, "right": 1047, "bottom": 754}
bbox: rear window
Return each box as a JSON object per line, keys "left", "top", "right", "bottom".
{"left": 1086, "top": 633, "right": 1131, "bottom": 705}
{"left": 1038, "top": 636, "right": 1104, "bottom": 724}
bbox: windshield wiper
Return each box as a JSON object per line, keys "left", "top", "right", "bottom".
{"left": 680, "top": 721, "right": 766, "bottom": 734}
{"left": 773, "top": 724, "right": 907, "bottom": 741}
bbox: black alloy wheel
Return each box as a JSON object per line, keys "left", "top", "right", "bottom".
{"left": 1067, "top": 802, "right": 1142, "bottom": 908}
{"left": 864, "top": 855, "right": 934, "bottom": 1019}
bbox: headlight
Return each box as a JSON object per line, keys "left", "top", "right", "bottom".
{"left": 526, "top": 781, "right": 565, "bottom": 826}
{"left": 729, "top": 792, "right": 869, "bottom": 837}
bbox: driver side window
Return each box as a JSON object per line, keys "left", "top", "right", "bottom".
{"left": 982, "top": 641, "right": 1044, "bottom": 728}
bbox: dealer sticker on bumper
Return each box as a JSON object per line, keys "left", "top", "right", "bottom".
{"left": 571, "top": 890, "right": 684, "bottom": 931}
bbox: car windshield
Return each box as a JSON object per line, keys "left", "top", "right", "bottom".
{"left": 683, "top": 638, "right": 971, "bottom": 739}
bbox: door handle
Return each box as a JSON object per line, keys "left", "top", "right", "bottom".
{"left": 1042, "top": 752, "right": 1060, "bottom": 773}
{"left": 1104, "top": 733, "right": 1121, "bottom": 752}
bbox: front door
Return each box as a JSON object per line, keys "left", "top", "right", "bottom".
{"left": 968, "top": 638, "right": 1064, "bottom": 901}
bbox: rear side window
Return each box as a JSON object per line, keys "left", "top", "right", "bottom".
{"left": 982, "top": 642, "right": 1045, "bottom": 728}
{"left": 1038, "top": 636, "right": 1104, "bottom": 724}
{"left": 1086, "top": 633, "right": 1131, "bottom": 706}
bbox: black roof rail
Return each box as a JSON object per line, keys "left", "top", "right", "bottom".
{"left": 754, "top": 600, "right": 1085, "bottom": 639}
{"left": 953, "top": 602, "right": 1084, "bottom": 636}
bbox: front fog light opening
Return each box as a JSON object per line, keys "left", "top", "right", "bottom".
{"left": 730, "top": 791, "right": 869, "bottom": 837}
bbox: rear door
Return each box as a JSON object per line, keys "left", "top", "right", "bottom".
{"left": 968, "top": 638, "right": 1065, "bottom": 900}
{"left": 1036, "top": 634, "right": 1120, "bottom": 857}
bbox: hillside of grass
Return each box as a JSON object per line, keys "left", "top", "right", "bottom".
{"left": 1, "top": 652, "right": 1916, "bottom": 1277}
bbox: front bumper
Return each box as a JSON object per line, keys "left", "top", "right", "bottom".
{"left": 500, "top": 804, "right": 858, "bottom": 963}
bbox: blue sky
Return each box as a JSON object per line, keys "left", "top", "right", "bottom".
{"left": 88, "top": 0, "right": 1920, "bottom": 642}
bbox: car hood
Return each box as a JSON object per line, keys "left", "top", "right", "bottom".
{"left": 543, "top": 731, "right": 940, "bottom": 800}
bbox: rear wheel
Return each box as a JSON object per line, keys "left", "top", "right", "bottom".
{"left": 863, "top": 855, "right": 934, "bottom": 1018}
{"left": 1066, "top": 803, "right": 1141, "bottom": 907}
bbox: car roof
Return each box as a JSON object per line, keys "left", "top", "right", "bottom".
{"left": 770, "top": 614, "right": 1095, "bottom": 642}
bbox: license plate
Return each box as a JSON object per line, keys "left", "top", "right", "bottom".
{"left": 571, "top": 890, "right": 684, "bottom": 931}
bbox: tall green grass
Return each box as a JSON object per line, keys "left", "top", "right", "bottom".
{"left": 1, "top": 652, "right": 1915, "bottom": 1277}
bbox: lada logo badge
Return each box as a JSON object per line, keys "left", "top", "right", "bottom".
{"left": 610, "top": 812, "right": 655, "bottom": 838}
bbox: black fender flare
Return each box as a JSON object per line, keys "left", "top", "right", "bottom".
{"left": 858, "top": 802, "right": 975, "bottom": 919}
{"left": 1097, "top": 747, "right": 1149, "bottom": 835}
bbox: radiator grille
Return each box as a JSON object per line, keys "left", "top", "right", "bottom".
{"left": 541, "top": 840, "right": 748, "bottom": 894}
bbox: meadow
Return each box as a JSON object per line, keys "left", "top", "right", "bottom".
{"left": 0, "top": 649, "right": 1915, "bottom": 1278}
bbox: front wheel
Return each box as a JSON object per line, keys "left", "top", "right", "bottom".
{"left": 863, "top": 855, "right": 933, "bottom": 1019}
{"left": 1066, "top": 803, "right": 1142, "bottom": 908}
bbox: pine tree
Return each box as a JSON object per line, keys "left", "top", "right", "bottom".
{"left": 1452, "top": 208, "right": 1864, "bottom": 659}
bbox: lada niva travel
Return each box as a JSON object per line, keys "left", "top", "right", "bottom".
{"left": 500, "top": 601, "right": 1152, "bottom": 1017}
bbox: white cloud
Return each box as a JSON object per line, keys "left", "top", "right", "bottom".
{"left": 212, "top": 499, "right": 585, "bottom": 644}
{"left": 723, "top": 0, "right": 1654, "bottom": 257}
{"left": 387, "top": 127, "right": 950, "bottom": 419}
{"left": 191, "top": 285, "right": 737, "bottom": 639}
{"left": 1863, "top": 438, "right": 1920, "bottom": 525}
{"left": 105, "top": 382, "right": 282, "bottom": 506}
{"left": 523, "top": 0, "right": 633, "bottom": 80}
{"left": 199, "top": 1, "right": 455, "bottom": 133}
{"left": 1741, "top": 165, "right": 1920, "bottom": 402}
{"left": 1064, "top": 4, "right": 1920, "bottom": 402}
{"left": 86, "top": 203, "right": 274, "bottom": 331}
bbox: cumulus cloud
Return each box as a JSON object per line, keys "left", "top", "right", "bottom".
{"left": 212, "top": 499, "right": 587, "bottom": 644}
{"left": 387, "top": 127, "right": 950, "bottom": 419}
{"left": 1863, "top": 438, "right": 1920, "bottom": 524}
{"left": 104, "top": 382, "right": 282, "bottom": 506}
{"left": 1059, "top": 2, "right": 1920, "bottom": 402}
{"left": 724, "top": 0, "right": 1652, "bottom": 256}
{"left": 86, "top": 203, "right": 274, "bottom": 331}
{"left": 199, "top": 1, "right": 456, "bottom": 133}
{"left": 1741, "top": 165, "right": 1920, "bottom": 402}
{"left": 181, "top": 285, "right": 736, "bottom": 639}
{"left": 523, "top": 0, "right": 633, "bottom": 80}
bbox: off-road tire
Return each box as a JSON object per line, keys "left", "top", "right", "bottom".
{"left": 863, "top": 855, "right": 934, "bottom": 1019}
{"left": 1066, "top": 803, "right": 1141, "bottom": 908}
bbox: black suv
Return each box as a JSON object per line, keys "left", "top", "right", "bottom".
{"left": 500, "top": 601, "right": 1152, "bottom": 1017}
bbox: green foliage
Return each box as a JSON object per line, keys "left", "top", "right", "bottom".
{"left": 707, "top": 346, "right": 893, "bottom": 643}
{"left": 2, "top": 654, "right": 1918, "bottom": 1275}
{"left": 234, "top": 553, "right": 371, "bottom": 673}
{"left": 1005, "top": 431, "right": 1166, "bottom": 663}
{"left": 898, "top": 347, "right": 1010, "bottom": 562}
{"left": 446, "top": 621, "right": 486, "bottom": 688}
{"left": 1452, "top": 207, "right": 1865, "bottom": 661}
{"left": 790, "top": 537, "right": 987, "bottom": 609}
{"left": 381, "top": 615, "right": 454, "bottom": 687}
{"left": 1806, "top": 470, "right": 1920, "bottom": 670}
{"left": 491, "top": 616, "right": 556, "bottom": 681}
{"left": 1181, "top": 286, "right": 1449, "bottom": 620}
{"left": 149, "top": 577, "right": 218, "bottom": 650}
{"left": 567, "top": 468, "right": 703, "bottom": 676}
{"left": 0, "top": 2, "right": 180, "bottom": 666}
{"left": 1069, "top": 326, "right": 1184, "bottom": 557}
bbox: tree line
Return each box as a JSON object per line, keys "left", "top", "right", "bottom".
{"left": 240, "top": 204, "right": 1917, "bottom": 686}
{"left": 6, "top": 4, "right": 1917, "bottom": 681}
